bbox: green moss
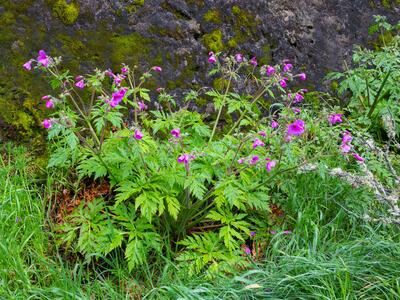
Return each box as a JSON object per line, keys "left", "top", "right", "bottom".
{"left": 110, "top": 32, "right": 152, "bottom": 66}
{"left": 203, "top": 10, "right": 222, "bottom": 24}
{"left": 195, "top": 97, "right": 207, "bottom": 107}
{"left": 126, "top": 0, "right": 145, "bottom": 13}
{"left": 52, "top": 0, "right": 80, "bottom": 25}
{"left": 203, "top": 29, "right": 225, "bottom": 53}
{"left": 258, "top": 43, "right": 275, "bottom": 66}
{"left": 0, "top": 11, "right": 16, "bottom": 26}
{"left": 185, "top": 0, "right": 205, "bottom": 7}
{"left": 213, "top": 78, "right": 229, "bottom": 91}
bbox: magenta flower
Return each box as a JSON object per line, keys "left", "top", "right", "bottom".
{"left": 121, "top": 67, "right": 128, "bottom": 74}
{"left": 252, "top": 138, "right": 265, "bottom": 149}
{"left": 271, "top": 121, "right": 279, "bottom": 129}
{"left": 235, "top": 53, "right": 243, "bottom": 62}
{"left": 156, "top": 87, "right": 164, "bottom": 93}
{"left": 340, "top": 144, "right": 351, "bottom": 154}
{"left": 170, "top": 128, "right": 181, "bottom": 138}
{"left": 23, "top": 60, "right": 33, "bottom": 71}
{"left": 283, "top": 230, "right": 292, "bottom": 235}
{"left": 283, "top": 63, "right": 293, "bottom": 72}
{"left": 270, "top": 230, "right": 277, "bottom": 235}
{"left": 152, "top": 66, "right": 162, "bottom": 72}
{"left": 178, "top": 154, "right": 190, "bottom": 164}
{"left": 328, "top": 114, "right": 343, "bottom": 125}
{"left": 134, "top": 129, "right": 143, "bottom": 140}
{"left": 298, "top": 73, "right": 307, "bottom": 80}
{"left": 75, "top": 79, "right": 85, "bottom": 89}
{"left": 42, "top": 119, "right": 51, "bottom": 129}
{"left": 42, "top": 95, "right": 50, "bottom": 100}
{"left": 109, "top": 88, "right": 128, "bottom": 107}
{"left": 244, "top": 246, "right": 251, "bottom": 255}
{"left": 352, "top": 153, "right": 364, "bottom": 162}
{"left": 287, "top": 119, "right": 305, "bottom": 136}
{"left": 258, "top": 131, "right": 266, "bottom": 137}
{"left": 45, "top": 100, "right": 54, "bottom": 109}
{"left": 237, "top": 158, "right": 245, "bottom": 164}
{"left": 266, "top": 66, "right": 275, "bottom": 76}
{"left": 250, "top": 57, "right": 258, "bottom": 66}
{"left": 293, "top": 108, "right": 301, "bottom": 114}
{"left": 294, "top": 93, "right": 304, "bottom": 103}
{"left": 265, "top": 159, "right": 277, "bottom": 172}
{"left": 138, "top": 101, "right": 148, "bottom": 111}
{"left": 342, "top": 132, "right": 352, "bottom": 144}
{"left": 105, "top": 69, "right": 115, "bottom": 77}
{"left": 250, "top": 155, "right": 259, "bottom": 165}
{"left": 279, "top": 79, "right": 287, "bottom": 88}
{"left": 37, "top": 50, "right": 49, "bottom": 68}
{"left": 208, "top": 52, "right": 217, "bottom": 64}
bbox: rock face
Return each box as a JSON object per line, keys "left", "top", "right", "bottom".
{"left": 0, "top": 0, "right": 399, "bottom": 141}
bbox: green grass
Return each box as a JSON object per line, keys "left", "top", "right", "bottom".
{"left": 1, "top": 143, "right": 399, "bottom": 299}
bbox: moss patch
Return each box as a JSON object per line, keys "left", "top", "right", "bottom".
{"left": 110, "top": 32, "right": 152, "bottom": 66}
{"left": 203, "top": 10, "right": 222, "bottom": 24}
{"left": 52, "top": 0, "right": 80, "bottom": 25}
{"left": 203, "top": 29, "right": 225, "bottom": 52}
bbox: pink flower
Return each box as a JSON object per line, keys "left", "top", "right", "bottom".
{"left": 352, "top": 153, "right": 364, "bottom": 162}
{"left": 45, "top": 100, "right": 54, "bottom": 109}
{"left": 178, "top": 154, "right": 190, "bottom": 164}
{"left": 75, "top": 79, "right": 85, "bottom": 89}
{"left": 208, "top": 52, "right": 217, "bottom": 64}
{"left": 283, "top": 230, "right": 292, "bottom": 235}
{"left": 283, "top": 63, "right": 293, "bottom": 72}
{"left": 244, "top": 246, "right": 251, "bottom": 255}
{"left": 252, "top": 138, "right": 265, "bottom": 149}
{"left": 23, "top": 60, "right": 33, "bottom": 71}
{"left": 37, "top": 50, "right": 49, "bottom": 68}
{"left": 42, "top": 95, "right": 51, "bottom": 100}
{"left": 298, "top": 73, "right": 307, "bottom": 80}
{"left": 271, "top": 121, "right": 279, "bottom": 129}
{"left": 294, "top": 93, "right": 304, "bottom": 103}
{"left": 42, "top": 119, "right": 51, "bottom": 129}
{"left": 152, "top": 66, "right": 162, "bottom": 72}
{"left": 105, "top": 69, "right": 115, "bottom": 77}
{"left": 250, "top": 155, "right": 259, "bottom": 165}
{"left": 265, "top": 160, "right": 277, "bottom": 172}
{"left": 156, "top": 87, "right": 164, "bottom": 93}
{"left": 237, "top": 158, "right": 245, "bottom": 164}
{"left": 279, "top": 79, "right": 287, "bottom": 88}
{"left": 293, "top": 108, "right": 301, "bottom": 114}
{"left": 235, "top": 53, "right": 243, "bottom": 62}
{"left": 266, "top": 66, "right": 275, "bottom": 76}
{"left": 270, "top": 230, "right": 277, "bottom": 235}
{"left": 138, "top": 101, "right": 148, "bottom": 111}
{"left": 250, "top": 57, "right": 258, "bottom": 66}
{"left": 258, "top": 131, "right": 266, "bottom": 137}
{"left": 340, "top": 144, "right": 351, "bottom": 154}
{"left": 170, "top": 128, "right": 181, "bottom": 138}
{"left": 121, "top": 67, "right": 128, "bottom": 74}
{"left": 109, "top": 88, "right": 128, "bottom": 107}
{"left": 328, "top": 114, "right": 343, "bottom": 125}
{"left": 134, "top": 129, "right": 143, "bottom": 140}
{"left": 342, "top": 132, "right": 352, "bottom": 144}
{"left": 287, "top": 119, "right": 305, "bottom": 136}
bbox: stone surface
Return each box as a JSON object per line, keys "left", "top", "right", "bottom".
{"left": 0, "top": 0, "right": 399, "bottom": 140}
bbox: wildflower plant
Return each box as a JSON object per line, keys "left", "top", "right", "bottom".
{"left": 25, "top": 49, "right": 386, "bottom": 276}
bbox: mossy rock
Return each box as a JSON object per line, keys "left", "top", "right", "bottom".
{"left": 52, "top": 0, "right": 80, "bottom": 25}
{"left": 203, "top": 29, "right": 224, "bottom": 52}
{"left": 110, "top": 32, "right": 152, "bottom": 66}
{"left": 203, "top": 9, "right": 222, "bottom": 24}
